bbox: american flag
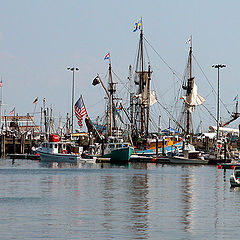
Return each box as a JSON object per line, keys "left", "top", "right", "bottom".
{"left": 9, "top": 107, "right": 15, "bottom": 115}
{"left": 74, "top": 96, "right": 87, "bottom": 128}
{"left": 0, "top": 80, "right": 2, "bottom": 87}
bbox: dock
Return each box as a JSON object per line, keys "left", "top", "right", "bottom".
{"left": 8, "top": 153, "right": 40, "bottom": 160}
{"left": 130, "top": 155, "right": 170, "bottom": 163}
{"left": 218, "top": 162, "right": 240, "bottom": 170}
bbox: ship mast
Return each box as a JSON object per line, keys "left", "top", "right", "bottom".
{"left": 107, "top": 60, "right": 116, "bottom": 136}
{"left": 133, "top": 19, "right": 152, "bottom": 141}
{"left": 140, "top": 27, "right": 145, "bottom": 135}
{"left": 186, "top": 37, "right": 193, "bottom": 136}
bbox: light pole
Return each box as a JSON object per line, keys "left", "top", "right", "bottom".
{"left": 67, "top": 67, "right": 79, "bottom": 133}
{"left": 212, "top": 64, "right": 226, "bottom": 141}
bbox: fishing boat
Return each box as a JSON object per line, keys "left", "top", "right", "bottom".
{"left": 230, "top": 166, "right": 240, "bottom": 187}
{"left": 36, "top": 134, "right": 96, "bottom": 163}
{"left": 84, "top": 54, "right": 134, "bottom": 163}
{"left": 134, "top": 136, "right": 183, "bottom": 156}
{"left": 85, "top": 136, "right": 133, "bottom": 162}
{"left": 168, "top": 142, "right": 208, "bottom": 164}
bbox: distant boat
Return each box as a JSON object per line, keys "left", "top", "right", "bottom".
{"left": 36, "top": 134, "right": 96, "bottom": 163}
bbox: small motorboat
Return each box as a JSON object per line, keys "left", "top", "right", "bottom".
{"left": 230, "top": 166, "right": 240, "bottom": 187}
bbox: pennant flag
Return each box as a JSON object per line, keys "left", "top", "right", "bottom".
{"left": 104, "top": 53, "right": 110, "bottom": 60}
{"left": 233, "top": 94, "right": 238, "bottom": 101}
{"left": 0, "top": 79, "right": 2, "bottom": 87}
{"left": 9, "top": 107, "right": 15, "bottom": 115}
{"left": 33, "top": 97, "right": 38, "bottom": 104}
{"left": 92, "top": 76, "right": 100, "bottom": 86}
{"left": 133, "top": 20, "right": 142, "bottom": 32}
{"left": 74, "top": 96, "right": 87, "bottom": 128}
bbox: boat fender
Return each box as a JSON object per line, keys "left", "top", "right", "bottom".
{"left": 62, "top": 150, "right": 67, "bottom": 154}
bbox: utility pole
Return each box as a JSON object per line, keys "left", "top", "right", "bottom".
{"left": 67, "top": 67, "right": 79, "bottom": 134}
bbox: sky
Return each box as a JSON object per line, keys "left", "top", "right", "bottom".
{"left": 0, "top": 0, "right": 239, "bottom": 132}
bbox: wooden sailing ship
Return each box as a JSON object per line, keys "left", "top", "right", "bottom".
{"left": 129, "top": 19, "right": 182, "bottom": 156}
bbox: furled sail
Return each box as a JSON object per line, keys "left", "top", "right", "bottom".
{"left": 182, "top": 82, "right": 205, "bottom": 113}
{"left": 134, "top": 90, "right": 157, "bottom": 106}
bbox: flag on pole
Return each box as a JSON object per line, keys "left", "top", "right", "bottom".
{"left": 0, "top": 79, "right": 2, "bottom": 87}
{"left": 92, "top": 76, "right": 100, "bottom": 86}
{"left": 9, "top": 107, "right": 15, "bottom": 115}
{"left": 133, "top": 20, "right": 142, "bottom": 32}
{"left": 233, "top": 94, "right": 238, "bottom": 101}
{"left": 33, "top": 97, "right": 38, "bottom": 104}
{"left": 74, "top": 96, "right": 87, "bottom": 128}
{"left": 104, "top": 53, "right": 110, "bottom": 60}
{"left": 185, "top": 36, "right": 192, "bottom": 44}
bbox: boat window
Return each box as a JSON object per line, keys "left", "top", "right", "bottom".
{"left": 55, "top": 144, "right": 58, "bottom": 148}
{"left": 122, "top": 144, "right": 128, "bottom": 148}
{"left": 116, "top": 144, "right": 121, "bottom": 148}
{"left": 109, "top": 144, "right": 114, "bottom": 149}
{"left": 49, "top": 144, "right": 53, "bottom": 148}
{"left": 63, "top": 144, "right": 66, "bottom": 149}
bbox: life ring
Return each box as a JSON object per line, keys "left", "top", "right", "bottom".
{"left": 62, "top": 150, "right": 67, "bottom": 154}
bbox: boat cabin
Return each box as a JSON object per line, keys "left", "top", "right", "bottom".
{"left": 104, "top": 142, "right": 130, "bottom": 151}
{"left": 41, "top": 142, "right": 83, "bottom": 155}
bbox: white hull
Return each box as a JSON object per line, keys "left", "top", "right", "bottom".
{"left": 168, "top": 156, "right": 208, "bottom": 164}
{"left": 37, "top": 149, "right": 92, "bottom": 163}
{"left": 230, "top": 170, "right": 240, "bottom": 187}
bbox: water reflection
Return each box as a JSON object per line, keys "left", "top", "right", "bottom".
{"left": 126, "top": 173, "right": 149, "bottom": 238}
{"left": 180, "top": 170, "right": 194, "bottom": 233}
{"left": 3, "top": 159, "right": 240, "bottom": 239}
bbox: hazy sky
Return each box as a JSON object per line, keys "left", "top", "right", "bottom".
{"left": 0, "top": 0, "right": 239, "bottom": 132}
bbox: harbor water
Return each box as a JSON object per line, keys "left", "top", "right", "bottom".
{"left": 0, "top": 159, "right": 239, "bottom": 239}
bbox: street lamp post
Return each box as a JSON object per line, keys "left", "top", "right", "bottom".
{"left": 212, "top": 64, "right": 226, "bottom": 141}
{"left": 67, "top": 67, "right": 79, "bottom": 133}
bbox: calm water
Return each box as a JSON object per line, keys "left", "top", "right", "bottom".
{"left": 0, "top": 159, "right": 239, "bottom": 240}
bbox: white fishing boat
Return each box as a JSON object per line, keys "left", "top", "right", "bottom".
{"left": 168, "top": 142, "right": 208, "bottom": 164}
{"left": 36, "top": 134, "right": 96, "bottom": 163}
{"left": 230, "top": 166, "right": 240, "bottom": 187}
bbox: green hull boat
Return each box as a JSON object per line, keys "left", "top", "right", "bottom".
{"left": 104, "top": 146, "right": 134, "bottom": 162}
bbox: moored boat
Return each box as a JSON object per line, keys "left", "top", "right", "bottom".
{"left": 230, "top": 166, "right": 240, "bottom": 187}
{"left": 85, "top": 137, "right": 134, "bottom": 163}
{"left": 168, "top": 143, "right": 208, "bottom": 164}
{"left": 36, "top": 134, "right": 96, "bottom": 163}
{"left": 103, "top": 141, "right": 134, "bottom": 162}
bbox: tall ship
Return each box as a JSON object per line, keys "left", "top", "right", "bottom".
{"left": 129, "top": 19, "right": 182, "bottom": 156}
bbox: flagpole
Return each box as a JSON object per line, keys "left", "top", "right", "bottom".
{"left": 33, "top": 102, "right": 37, "bottom": 116}
{"left": 81, "top": 95, "right": 89, "bottom": 118}
{"left": 109, "top": 52, "right": 111, "bottom": 66}
{"left": 0, "top": 77, "right": 2, "bottom": 131}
